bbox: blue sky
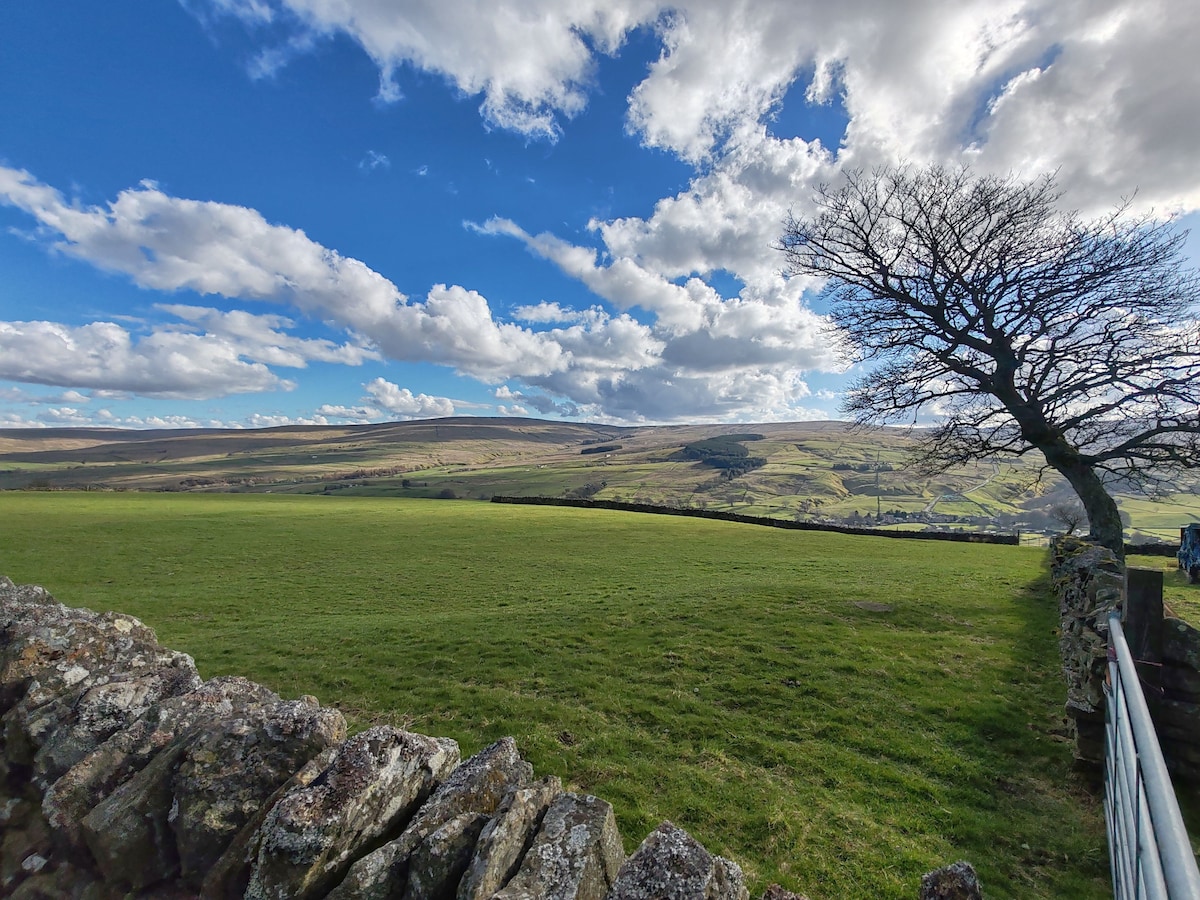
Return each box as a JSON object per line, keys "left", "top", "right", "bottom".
{"left": 1, "top": 0, "right": 1197, "bottom": 429}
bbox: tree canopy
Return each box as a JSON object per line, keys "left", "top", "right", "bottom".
{"left": 780, "top": 165, "right": 1200, "bottom": 555}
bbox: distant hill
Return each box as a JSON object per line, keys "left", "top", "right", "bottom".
{"left": 1, "top": 417, "right": 1195, "bottom": 541}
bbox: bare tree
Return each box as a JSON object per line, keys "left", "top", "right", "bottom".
{"left": 1047, "top": 501, "right": 1086, "bottom": 536}
{"left": 780, "top": 166, "right": 1200, "bottom": 557}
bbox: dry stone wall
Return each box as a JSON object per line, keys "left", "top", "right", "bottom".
{"left": 1, "top": 575, "right": 976, "bottom": 899}
{"left": 1050, "top": 537, "right": 1200, "bottom": 782}
{"left": 1050, "top": 536, "right": 1123, "bottom": 764}
{"left": 0, "top": 576, "right": 753, "bottom": 899}
{"left": 1159, "top": 614, "right": 1200, "bottom": 781}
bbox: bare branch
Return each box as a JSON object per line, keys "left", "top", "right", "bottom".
{"left": 780, "top": 164, "right": 1200, "bottom": 556}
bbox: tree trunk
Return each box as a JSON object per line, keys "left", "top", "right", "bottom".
{"left": 1038, "top": 441, "right": 1125, "bottom": 560}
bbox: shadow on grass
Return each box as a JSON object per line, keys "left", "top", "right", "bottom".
{"left": 942, "top": 561, "right": 1108, "bottom": 897}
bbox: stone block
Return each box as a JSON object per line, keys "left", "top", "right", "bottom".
{"left": 606, "top": 820, "right": 749, "bottom": 900}
{"left": 401, "top": 812, "right": 490, "bottom": 900}
{"left": 918, "top": 861, "right": 982, "bottom": 899}
{"left": 456, "top": 776, "right": 562, "bottom": 900}
{"left": 245, "top": 726, "right": 459, "bottom": 900}
{"left": 492, "top": 792, "right": 624, "bottom": 900}
{"left": 330, "top": 736, "right": 533, "bottom": 899}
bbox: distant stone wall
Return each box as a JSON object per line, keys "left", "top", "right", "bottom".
{"left": 0, "top": 576, "right": 978, "bottom": 899}
{"left": 1050, "top": 537, "right": 1200, "bottom": 782}
{"left": 491, "top": 496, "right": 1020, "bottom": 545}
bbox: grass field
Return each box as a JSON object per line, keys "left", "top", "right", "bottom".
{"left": 0, "top": 493, "right": 1112, "bottom": 898}
{"left": 1127, "top": 554, "right": 1200, "bottom": 623}
{"left": 3, "top": 418, "right": 1196, "bottom": 551}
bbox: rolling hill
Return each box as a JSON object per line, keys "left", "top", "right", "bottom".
{"left": 4, "top": 417, "right": 1196, "bottom": 541}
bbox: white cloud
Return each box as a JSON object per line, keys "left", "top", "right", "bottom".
{"left": 591, "top": 125, "right": 835, "bottom": 287}
{"left": 494, "top": 385, "right": 580, "bottom": 417}
{"left": 0, "top": 401, "right": 365, "bottom": 431}
{"left": 244, "top": 412, "right": 332, "bottom": 427}
{"left": 0, "top": 296, "right": 373, "bottom": 402}
{"left": 312, "top": 404, "right": 374, "bottom": 423}
{"left": 99, "top": 412, "right": 211, "bottom": 429}
{"left": 0, "top": 168, "right": 666, "bottom": 388}
{"left": 479, "top": 216, "right": 836, "bottom": 370}
{"left": 156, "top": 304, "right": 378, "bottom": 367}
{"left": 204, "top": 0, "right": 663, "bottom": 138}
{"left": 0, "top": 414, "right": 46, "bottom": 428}
{"left": 38, "top": 407, "right": 93, "bottom": 426}
{"left": 363, "top": 377, "right": 455, "bottom": 418}
{"left": 16, "top": 388, "right": 94, "bottom": 406}
{"left": 0, "top": 169, "right": 403, "bottom": 323}
{"left": 0, "top": 165, "right": 847, "bottom": 421}
{"left": 513, "top": 301, "right": 590, "bottom": 324}
{"left": 307, "top": 379, "right": 461, "bottom": 423}
{"left": 359, "top": 150, "right": 391, "bottom": 172}
{"left": 191, "top": 0, "right": 1200, "bottom": 213}
{"left": 968, "top": 1, "right": 1200, "bottom": 214}
{"left": 0, "top": 320, "right": 289, "bottom": 399}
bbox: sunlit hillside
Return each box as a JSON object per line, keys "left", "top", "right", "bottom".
{"left": 1, "top": 418, "right": 1195, "bottom": 541}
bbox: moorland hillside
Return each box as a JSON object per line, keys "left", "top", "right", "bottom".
{"left": 2, "top": 417, "right": 1195, "bottom": 540}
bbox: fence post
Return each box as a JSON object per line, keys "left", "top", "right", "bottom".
{"left": 1123, "top": 568, "right": 1164, "bottom": 697}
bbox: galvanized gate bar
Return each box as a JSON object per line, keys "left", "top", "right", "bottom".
{"left": 1106, "top": 611, "right": 1200, "bottom": 899}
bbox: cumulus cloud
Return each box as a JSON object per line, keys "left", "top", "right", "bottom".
{"left": 156, "top": 304, "right": 378, "bottom": 367}
{"left": 477, "top": 216, "right": 836, "bottom": 370}
{"left": 0, "top": 164, "right": 854, "bottom": 422}
{"left": 0, "top": 293, "right": 377, "bottom": 400}
{"left": 0, "top": 168, "right": 403, "bottom": 323}
{"left": 591, "top": 125, "right": 835, "bottom": 287}
{"left": 308, "top": 379, "right": 459, "bottom": 423}
{"left": 174, "top": 0, "right": 1200, "bottom": 426}
{"left": 0, "top": 319, "right": 289, "bottom": 399}
{"left": 0, "top": 408, "right": 223, "bottom": 429}
{"left": 15, "top": 388, "right": 94, "bottom": 406}
{"left": 495, "top": 385, "right": 580, "bottom": 418}
{"left": 513, "top": 301, "right": 590, "bottom": 324}
{"left": 968, "top": 1, "right": 1200, "bottom": 213}
{"left": 0, "top": 167, "right": 664, "bottom": 386}
{"left": 37, "top": 407, "right": 94, "bottom": 426}
{"left": 363, "top": 377, "right": 455, "bottom": 417}
{"left": 201, "top": 0, "right": 662, "bottom": 138}
{"left": 192, "top": 0, "right": 1200, "bottom": 213}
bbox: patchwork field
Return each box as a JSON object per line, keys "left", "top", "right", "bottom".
{"left": 2, "top": 418, "right": 1194, "bottom": 544}
{"left": 0, "top": 492, "right": 1115, "bottom": 898}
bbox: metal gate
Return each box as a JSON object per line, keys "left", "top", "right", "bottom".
{"left": 1105, "top": 610, "right": 1200, "bottom": 898}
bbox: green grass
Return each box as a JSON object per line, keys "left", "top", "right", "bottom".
{"left": 0, "top": 493, "right": 1109, "bottom": 898}
{"left": 1127, "top": 554, "right": 1200, "bottom": 624}
{"left": 1122, "top": 495, "right": 1200, "bottom": 543}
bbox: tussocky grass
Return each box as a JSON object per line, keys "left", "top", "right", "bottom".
{"left": 0, "top": 492, "right": 1109, "bottom": 899}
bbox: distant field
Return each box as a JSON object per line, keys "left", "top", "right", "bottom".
{"left": 0, "top": 492, "right": 1109, "bottom": 898}
{"left": 2, "top": 417, "right": 1195, "bottom": 545}
{"left": 1119, "top": 496, "right": 1200, "bottom": 543}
